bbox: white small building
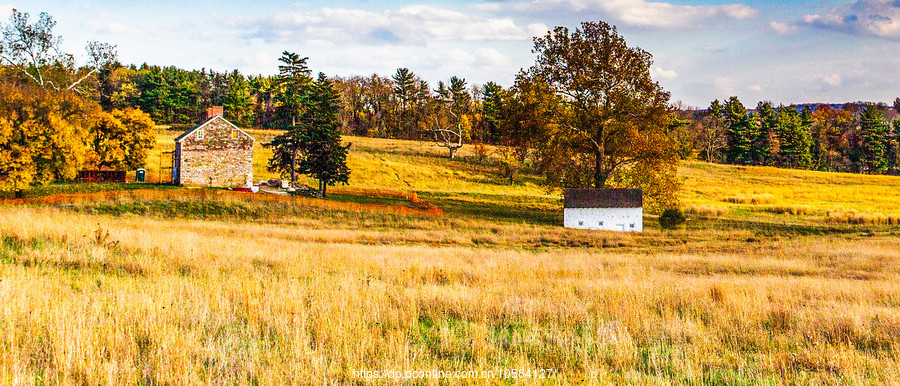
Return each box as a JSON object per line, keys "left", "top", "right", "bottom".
{"left": 563, "top": 188, "right": 643, "bottom": 232}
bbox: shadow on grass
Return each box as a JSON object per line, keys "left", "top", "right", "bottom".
{"left": 419, "top": 191, "right": 561, "bottom": 226}
{"left": 687, "top": 216, "right": 879, "bottom": 236}
{"left": 0, "top": 182, "right": 179, "bottom": 199}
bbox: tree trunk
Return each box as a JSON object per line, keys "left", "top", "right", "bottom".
{"left": 290, "top": 146, "right": 297, "bottom": 183}
{"left": 449, "top": 147, "right": 457, "bottom": 158}
{"left": 320, "top": 179, "right": 327, "bottom": 198}
{"left": 593, "top": 150, "right": 605, "bottom": 188}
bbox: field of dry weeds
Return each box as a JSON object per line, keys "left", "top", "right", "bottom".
{"left": 1, "top": 134, "right": 899, "bottom": 383}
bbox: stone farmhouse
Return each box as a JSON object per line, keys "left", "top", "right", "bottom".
{"left": 173, "top": 107, "right": 254, "bottom": 187}
{"left": 563, "top": 188, "right": 643, "bottom": 232}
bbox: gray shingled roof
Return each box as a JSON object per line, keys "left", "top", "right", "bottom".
{"left": 564, "top": 188, "right": 643, "bottom": 208}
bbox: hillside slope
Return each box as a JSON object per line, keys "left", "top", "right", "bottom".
{"left": 1, "top": 130, "right": 897, "bottom": 383}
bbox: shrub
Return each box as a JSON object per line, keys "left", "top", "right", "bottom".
{"left": 659, "top": 208, "right": 686, "bottom": 229}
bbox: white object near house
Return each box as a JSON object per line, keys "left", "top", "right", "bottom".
{"left": 563, "top": 188, "right": 643, "bottom": 232}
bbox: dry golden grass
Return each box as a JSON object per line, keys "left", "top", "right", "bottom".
{"left": 4, "top": 134, "right": 900, "bottom": 383}
{"left": 2, "top": 203, "right": 900, "bottom": 383}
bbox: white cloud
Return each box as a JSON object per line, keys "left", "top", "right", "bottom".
{"left": 802, "top": 0, "right": 900, "bottom": 39}
{"left": 747, "top": 84, "right": 761, "bottom": 92}
{"left": 235, "top": 5, "right": 547, "bottom": 45}
{"left": 433, "top": 47, "right": 517, "bottom": 77}
{"left": 818, "top": 73, "right": 843, "bottom": 87}
{"left": 769, "top": 21, "right": 798, "bottom": 35}
{"left": 714, "top": 77, "right": 739, "bottom": 96}
{"left": 495, "top": 0, "right": 756, "bottom": 29}
{"left": 702, "top": 45, "right": 724, "bottom": 52}
{"left": 82, "top": 20, "right": 143, "bottom": 35}
{"left": 650, "top": 66, "right": 677, "bottom": 80}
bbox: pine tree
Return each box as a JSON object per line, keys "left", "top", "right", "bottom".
{"left": 297, "top": 73, "right": 351, "bottom": 197}
{"left": 754, "top": 101, "right": 777, "bottom": 165}
{"left": 858, "top": 106, "right": 889, "bottom": 174}
{"left": 774, "top": 107, "right": 812, "bottom": 168}
{"left": 265, "top": 52, "right": 312, "bottom": 183}
{"left": 724, "top": 96, "right": 752, "bottom": 165}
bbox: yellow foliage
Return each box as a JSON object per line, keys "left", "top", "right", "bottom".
{"left": 0, "top": 83, "right": 92, "bottom": 192}
{"left": 85, "top": 107, "right": 156, "bottom": 170}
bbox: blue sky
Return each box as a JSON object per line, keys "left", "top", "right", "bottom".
{"left": 7, "top": 1, "right": 900, "bottom": 106}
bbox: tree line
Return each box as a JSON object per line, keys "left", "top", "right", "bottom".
{"left": 10, "top": 8, "right": 896, "bottom": 212}
{"left": 0, "top": 12, "right": 700, "bottom": 211}
{"left": 683, "top": 97, "right": 900, "bottom": 175}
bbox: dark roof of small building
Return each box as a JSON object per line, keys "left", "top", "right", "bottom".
{"left": 174, "top": 115, "right": 255, "bottom": 142}
{"left": 564, "top": 188, "right": 643, "bottom": 208}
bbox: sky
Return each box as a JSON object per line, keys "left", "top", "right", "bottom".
{"left": 7, "top": 0, "right": 900, "bottom": 107}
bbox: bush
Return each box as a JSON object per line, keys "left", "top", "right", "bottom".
{"left": 659, "top": 208, "right": 686, "bottom": 229}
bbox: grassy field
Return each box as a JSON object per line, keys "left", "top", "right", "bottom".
{"left": 2, "top": 131, "right": 900, "bottom": 383}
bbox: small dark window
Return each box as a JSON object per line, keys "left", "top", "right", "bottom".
{"left": 630, "top": 223, "right": 635, "bottom": 228}
{"left": 599, "top": 221, "right": 604, "bottom": 226}
{"left": 578, "top": 221, "right": 584, "bottom": 226}
{"left": 196, "top": 129, "right": 204, "bottom": 140}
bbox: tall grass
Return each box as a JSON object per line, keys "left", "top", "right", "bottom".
{"left": 0, "top": 206, "right": 898, "bottom": 383}
{"left": 3, "top": 133, "right": 899, "bottom": 383}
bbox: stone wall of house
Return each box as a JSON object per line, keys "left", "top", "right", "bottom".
{"left": 176, "top": 117, "right": 254, "bottom": 187}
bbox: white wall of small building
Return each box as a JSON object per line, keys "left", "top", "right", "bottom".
{"left": 564, "top": 208, "right": 643, "bottom": 232}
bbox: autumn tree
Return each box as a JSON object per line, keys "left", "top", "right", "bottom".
{"left": 528, "top": 21, "right": 679, "bottom": 210}
{"left": 0, "top": 83, "right": 91, "bottom": 194}
{"left": 810, "top": 106, "right": 855, "bottom": 171}
{"left": 497, "top": 74, "right": 559, "bottom": 163}
{"left": 85, "top": 107, "right": 156, "bottom": 170}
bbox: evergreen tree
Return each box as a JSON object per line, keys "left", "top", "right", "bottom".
{"left": 775, "top": 107, "right": 812, "bottom": 168}
{"left": 479, "top": 82, "right": 503, "bottom": 143}
{"left": 858, "top": 106, "right": 890, "bottom": 174}
{"left": 754, "top": 101, "right": 777, "bottom": 165}
{"left": 266, "top": 52, "right": 312, "bottom": 183}
{"left": 392, "top": 68, "right": 416, "bottom": 138}
{"left": 297, "top": 73, "right": 351, "bottom": 197}
{"left": 888, "top": 119, "right": 900, "bottom": 175}
{"left": 724, "top": 96, "right": 752, "bottom": 165}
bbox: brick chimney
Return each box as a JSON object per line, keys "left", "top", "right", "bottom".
{"left": 206, "top": 106, "right": 224, "bottom": 119}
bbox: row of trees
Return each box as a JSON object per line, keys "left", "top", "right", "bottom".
{"left": 15, "top": 6, "right": 897, "bottom": 210}
{"left": 0, "top": 9, "right": 156, "bottom": 194}
{"left": 689, "top": 97, "right": 900, "bottom": 175}
{"left": 0, "top": 11, "right": 688, "bottom": 210}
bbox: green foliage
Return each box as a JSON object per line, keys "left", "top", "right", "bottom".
{"left": 724, "top": 96, "right": 753, "bottom": 165}
{"left": 773, "top": 107, "right": 812, "bottom": 168}
{"left": 659, "top": 208, "right": 686, "bottom": 229}
{"left": 266, "top": 51, "right": 313, "bottom": 182}
{"left": 858, "top": 106, "right": 890, "bottom": 174}
{"left": 296, "top": 73, "right": 351, "bottom": 197}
